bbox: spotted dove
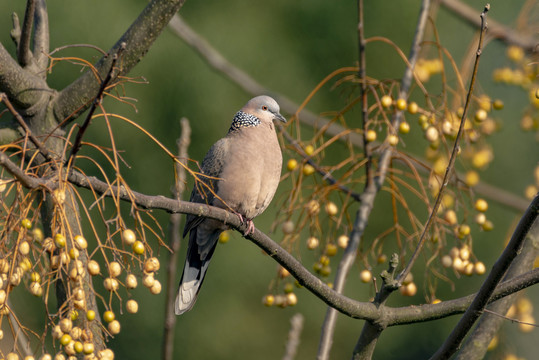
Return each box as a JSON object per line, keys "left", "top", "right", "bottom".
{"left": 175, "top": 96, "right": 286, "bottom": 315}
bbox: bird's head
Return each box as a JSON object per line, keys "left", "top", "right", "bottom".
{"left": 243, "top": 95, "right": 287, "bottom": 124}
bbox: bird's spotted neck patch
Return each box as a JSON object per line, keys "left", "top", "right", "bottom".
{"left": 228, "top": 111, "right": 261, "bottom": 133}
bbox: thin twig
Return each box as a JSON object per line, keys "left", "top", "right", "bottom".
{"left": 440, "top": 0, "right": 537, "bottom": 52}
{"left": 162, "top": 118, "right": 191, "bottom": 360}
{"left": 0, "top": 93, "right": 58, "bottom": 166}
{"left": 396, "top": 2, "right": 488, "bottom": 288}
{"left": 66, "top": 42, "right": 126, "bottom": 167}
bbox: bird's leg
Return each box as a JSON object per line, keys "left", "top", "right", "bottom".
{"left": 234, "top": 212, "right": 255, "bottom": 236}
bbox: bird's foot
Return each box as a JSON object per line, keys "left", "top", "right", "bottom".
{"left": 235, "top": 212, "right": 255, "bottom": 236}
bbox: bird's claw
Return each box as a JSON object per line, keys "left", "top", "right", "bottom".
{"left": 236, "top": 213, "right": 255, "bottom": 236}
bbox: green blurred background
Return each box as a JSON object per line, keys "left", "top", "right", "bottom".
{"left": 1, "top": 0, "right": 538, "bottom": 359}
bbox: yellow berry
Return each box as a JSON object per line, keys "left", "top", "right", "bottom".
{"left": 304, "top": 145, "right": 315, "bottom": 156}
{"left": 457, "top": 224, "right": 471, "bottom": 238}
{"left": 425, "top": 126, "right": 439, "bottom": 142}
{"left": 399, "top": 121, "right": 410, "bottom": 134}
{"left": 377, "top": 254, "right": 387, "bottom": 264}
{"left": 319, "top": 255, "right": 330, "bottom": 267}
{"left": 407, "top": 101, "right": 418, "bottom": 114}
{"left": 132, "top": 240, "right": 145, "bottom": 255}
{"left": 103, "top": 310, "right": 115, "bottom": 323}
{"left": 444, "top": 210, "right": 457, "bottom": 225}
{"left": 287, "top": 159, "right": 298, "bottom": 171}
{"left": 506, "top": 46, "right": 524, "bottom": 62}
{"left": 126, "top": 299, "right": 139, "bottom": 314}
{"left": 278, "top": 267, "right": 290, "bottom": 279}
{"left": 18, "top": 241, "right": 30, "bottom": 256}
{"left": 150, "top": 280, "right": 162, "bottom": 295}
{"left": 325, "top": 243, "right": 338, "bottom": 257}
{"left": 87, "top": 260, "right": 100, "bottom": 276}
{"left": 21, "top": 218, "right": 32, "bottom": 229}
{"left": 108, "top": 262, "right": 122, "bottom": 277}
{"left": 108, "top": 320, "right": 121, "bottom": 335}
{"left": 286, "top": 293, "right": 298, "bottom": 306}
{"left": 262, "top": 294, "right": 275, "bottom": 307}
{"left": 73, "top": 235, "right": 87, "bottom": 250}
{"left": 59, "top": 318, "right": 72, "bottom": 333}
{"left": 475, "top": 198, "right": 488, "bottom": 212}
{"left": 396, "top": 98, "right": 407, "bottom": 111}
{"left": 32, "top": 228, "right": 44, "bottom": 242}
{"left": 54, "top": 234, "right": 66, "bottom": 248}
{"left": 465, "top": 170, "right": 480, "bottom": 187}
{"left": 125, "top": 274, "right": 138, "bottom": 289}
{"left": 474, "top": 109, "right": 488, "bottom": 122}
{"left": 359, "top": 269, "right": 372, "bottom": 283}
{"left": 60, "top": 334, "right": 72, "bottom": 346}
{"left": 432, "top": 299, "right": 442, "bottom": 304}
{"left": 302, "top": 164, "right": 315, "bottom": 176}
{"left": 482, "top": 220, "right": 494, "bottom": 231}
{"left": 103, "top": 277, "right": 119, "bottom": 291}
{"left": 86, "top": 310, "right": 96, "bottom": 321}
{"left": 83, "top": 342, "right": 95, "bottom": 355}
{"left": 218, "top": 231, "right": 230, "bottom": 244}
{"left": 325, "top": 201, "right": 338, "bottom": 216}
{"left": 381, "top": 95, "right": 392, "bottom": 108}
{"left": 74, "top": 341, "right": 83, "bottom": 353}
{"left": 492, "top": 99, "right": 504, "bottom": 110}
{"left": 281, "top": 220, "right": 295, "bottom": 235}
{"left": 121, "top": 229, "right": 136, "bottom": 245}
{"left": 365, "top": 130, "right": 377, "bottom": 142}
{"left": 474, "top": 261, "right": 486, "bottom": 275}
{"left": 400, "top": 282, "right": 417, "bottom": 296}
{"left": 387, "top": 134, "right": 399, "bottom": 146}
{"left": 337, "top": 235, "right": 349, "bottom": 248}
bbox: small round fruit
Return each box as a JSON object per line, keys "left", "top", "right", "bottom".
{"left": 126, "top": 299, "right": 139, "bottom": 314}
{"left": 144, "top": 257, "right": 160, "bottom": 273}
{"left": 278, "top": 267, "right": 290, "bottom": 279}
{"left": 59, "top": 318, "right": 73, "bottom": 333}
{"left": 7, "top": 353, "right": 20, "bottom": 360}
{"left": 304, "top": 145, "right": 315, "bottom": 156}
{"left": 474, "top": 109, "right": 487, "bottom": 122}
{"left": 400, "top": 282, "right": 417, "bottom": 296}
{"left": 150, "top": 280, "right": 162, "bottom": 295}
{"left": 83, "top": 342, "right": 95, "bottom": 355}
{"left": 441, "top": 255, "right": 452, "bottom": 268}
{"left": 399, "top": 122, "right": 411, "bottom": 136}
{"left": 465, "top": 170, "right": 480, "bottom": 187}
{"left": 60, "top": 334, "right": 72, "bottom": 346}
{"left": 19, "top": 241, "right": 30, "bottom": 255}
{"left": 86, "top": 310, "right": 96, "bottom": 321}
{"left": 325, "top": 201, "right": 338, "bottom": 216}
{"left": 387, "top": 134, "right": 399, "bottom": 146}
{"left": 492, "top": 99, "right": 504, "bottom": 110}
{"left": 108, "top": 320, "right": 121, "bottom": 335}
{"left": 402, "top": 272, "right": 414, "bottom": 285}
{"left": 407, "top": 101, "right": 418, "bottom": 114}
{"left": 103, "top": 277, "right": 119, "bottom": 292}
{"left": 360, "top": 270, "right": 372, "bottom": 283}
{"left": 125, "top": 274, "right": 138, "bottom": 289}
{"left": 132, "top": 241, "right": 145, "bottom": 255}
{"left": 21, "top": 218, "right": 32, "bottom": 229}
{"left": 474, "top": 261, "right": 486, "bottom": 275}
{"left": 306, "top": 200, "right": 320, "bottom": 216}
{"left": 30, "top": 282, "right": 43, "bottom": 296}
{"left": 337, "top": 235, "right": 349, "bottom": 248}
{"left": 286, "top": 293, "right": 298, "bottom": 306}
{"left": 475, "top": 198, "right": 488, "bottom": 212}
{"left": 457, "top": 224, "right": 471, "bottom": 238}
{"left": 396, "top": 98, "right": 407, "bottom": 111}
{"left": 319, "top": 255, "right": 330, "bottom": 267}
{"left": 287, "top": 159, "right": 298, "bottom": 171}
{"left": 377, "top": 254, "right": 387, "bottom": 264}
{"left": 302, "top": 164, "right": 315, "bottom": 176}
{"left": 306, "top": 236, "right": 319, "bottom": 250}
{"left": 103, "top": 310, "right": 115, "bottom": 323}
{"left": 54, "top": 234, "right": 66, "bottom": 248}
{"left": 122, "top": 229, "right": 136, "bottom": 245}
{"left": 218, "top": 231, "right": 230, "bottom": 244}
{"left": 262, "top": 294, "right": 275, "bottom": 307}
{"left": 32, "top": 228, "right": 44, "bottom": 242}
{"left": 142, "top": 274, "right": 155, "bottom": 288}
{"left": 74, "top": 341, "right": 83, "bottom": 353}
{"left": 459, "top": 246, "right": 471, "bottom": 261}
{"left": 74, "top": 235, "right": 87, "bottom": 250}
{"left": 68, "top": 248, "right": 79, "bottom": 260}
{"left": 325, "top": 243, "right": 338, "bottom": 257}
{"left": 425, "top": 126, "right": 439, "bottom": 142}
{"left": 381, "top": 95, "right": 392, "bottom": 108}
{"left": 281, "top": 220, "right": 295, "bottom": 235}
{"left": 108, "top": 262, "right": 122, "bottom": 277}
{"left": 283, "top": 283, "right": 294, "bottom": 294}
{"left": 365, "top": 130, "right": 377, "bottom": 142}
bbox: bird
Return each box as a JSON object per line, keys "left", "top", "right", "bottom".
{"left": 175, "top": 95, "right": 286, "bottom": 315}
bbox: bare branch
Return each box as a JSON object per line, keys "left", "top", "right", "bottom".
{"left": 162, "top": 117, "right": 191, "bottom": 360}
{"left": 282, "top": 313, "right": 304, "bottom": 360}
{"left": 17, "top": 0, "right": 36, "bottom": 67}
{"left": 440, "top": 0, "right": 538, "bottom": 52}
{"left": 33, "top": 0, "right": 50, "bottom": 73}
{"left": 53, "top": 0, "right": 187, "bottom": 123}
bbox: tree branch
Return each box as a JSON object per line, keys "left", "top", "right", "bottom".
{"left": 162, "top": 117, "right": 191, "bottom": 360}
{"left": 32, "top": 0, "right": 50, "bottom": 74}
{"left": 17, "top": 0, "right": 36, "bottom": 67}
{"left": 440, "top": 0, "right": 538, "bottom": 52}
{"left": 53, "top": 0, "right": 187, "bottom": 123}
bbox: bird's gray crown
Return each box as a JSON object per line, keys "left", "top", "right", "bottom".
{"left": 228, "top": 111, "right": 261, "bottom": 132}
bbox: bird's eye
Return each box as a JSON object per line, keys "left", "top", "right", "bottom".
{"left": 262, "top": 105, "right": 268, "bottom": 111}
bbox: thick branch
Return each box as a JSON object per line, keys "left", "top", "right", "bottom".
{"left": 17, "top": 0, "right": 36, "bottom": 67}
{"left": 32, "top": 0, "right": 50, "bottom": 73}
{"left": 53, "top": 0, "right": 187, "bottom": 123}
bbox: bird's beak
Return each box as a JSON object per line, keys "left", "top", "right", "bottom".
{"left": 273, "top": 112, "right": 287, "bottom": 123}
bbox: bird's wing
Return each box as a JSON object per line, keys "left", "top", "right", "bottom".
{"left": 183, "top": 138, "right": 229, "bottom": 237}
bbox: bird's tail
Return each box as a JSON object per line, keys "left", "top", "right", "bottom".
{"left": 175, "top": 227, "right": 220, "bottom": 315}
